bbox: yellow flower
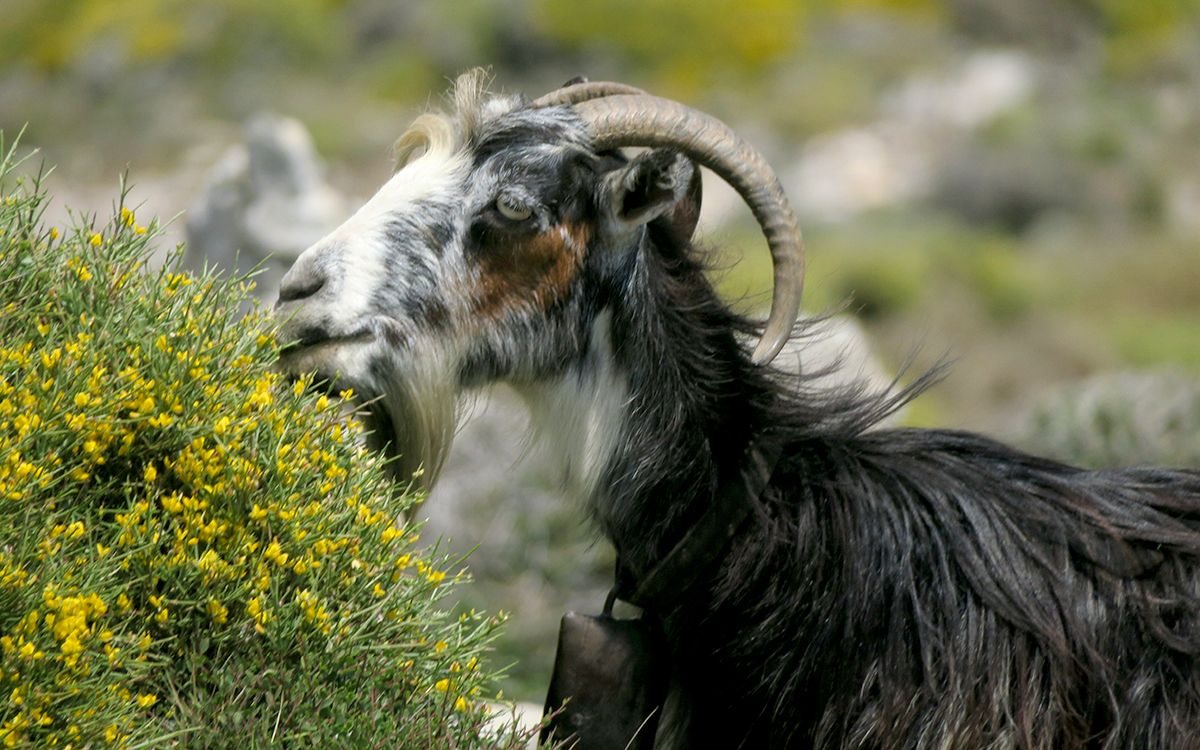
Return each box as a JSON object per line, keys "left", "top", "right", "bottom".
{"left": 433, "top": 640, "right": 448, "bottom": 653}
{"left": 60, "top": 633, "right": 83, "bottom": 659}
{"left": 206, "top": 599, "right": 228, "bottom": 625}
{"left": 454, "top": 696, "right": 468, "bottom": 711}
{"left": 135, "top": 693, "right": 157, "bottom": 708}
{"left": 17, "top": 642, "right": 41, "bottom": 661}
{"left": 434, "top": 678, "right": 450, "bottom": 692}
{"left": 143, "top": 463, "right": 157, "bottom": 482}
{"left": 247, "top": 596, "right": 270, "bottom": 632}
{"left": 263, "top": 541, "right": 289, "bottom": 567}
{"left": 88, "top": 233, "right": 102, "bottom": 246}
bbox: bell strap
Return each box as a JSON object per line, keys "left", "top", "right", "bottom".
{"left": 617, "top": 440, "right": 781, "bottom": 611}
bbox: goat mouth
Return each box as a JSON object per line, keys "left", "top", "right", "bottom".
{"left": 278, "top": 329, "right": 375, "bottom": 359}
{"left": 361, "top": 399, "right": 399, "bottom": 463}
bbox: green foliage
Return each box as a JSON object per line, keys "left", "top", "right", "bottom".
{"left": 712, "top": 214, "right": 1051, "bottom": 324}
{"left": 0, "top": 140, "right": 532, "bottom": 749}
{"left": 0, "top": 0, "right": 347, "bottom": 73}
{"left": 532, "top": 0, "right": 808, "bottom": 93}
{"left": 1, "top": 0, "right": 1194, "bottom": 92}
{"left": 1086, "top": 0, "right": 1200, "bottom": 74}
{"left": 531, "top": 0, "right": 943, "bottom": 95}
{"left": 1012, "top": 370, "right": 1200, "bottom": 469}
{"left": 1107, "top": 313, "right": 1200, "bottom": 370}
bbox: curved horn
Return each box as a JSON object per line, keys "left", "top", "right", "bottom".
{"left": 532, "top": 81, "right": 648, "bottom": 108}
{"left": 571, "top": 94, "right": 804, "bottom": 366}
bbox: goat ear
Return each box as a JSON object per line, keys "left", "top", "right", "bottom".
{"left": 667, "top": 158, "right": 702, "bottom": 242}
{"left": 603, "top": 149, "right": 693, "bottom": 229}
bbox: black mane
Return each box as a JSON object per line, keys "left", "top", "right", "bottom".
{"left": 593, "top": 218, "right": 1200, "bottom": 748}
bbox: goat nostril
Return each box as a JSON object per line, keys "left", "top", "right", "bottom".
{"left": 277, "top": 275, "right": 326, "bottom": 304}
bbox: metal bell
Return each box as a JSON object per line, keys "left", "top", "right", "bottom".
{"left": 540, "top": 605, "right": 669, "bottom": 749}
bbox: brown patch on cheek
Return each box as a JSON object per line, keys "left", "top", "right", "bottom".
{"left": 471, "top": 222, "right": 590, "bottom": 318}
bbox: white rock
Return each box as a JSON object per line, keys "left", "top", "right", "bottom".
{"left": 883, "top": 50, "right": 1036, "bottom": 130}
{"left": 787, "top": 124, "right": 932, "bottom": 223}
{"left": 185, "top": 114, "right": 345, "bottom": 299}
{"left": 1167, "top": 177, "right": 1200, "bottom": 232}
{"left": 777, "top": 315, "right": 899, "bottom": 400}
{"left": 484, "top": 701, "right": 544, "bottom": 749}
{"left": 777, "top": 49, "right": 1037, "bottom": 225}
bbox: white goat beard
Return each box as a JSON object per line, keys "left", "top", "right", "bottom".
{"left": 370, "top": 349, "right": 460, "bottom": 490}
{"left": 514, "top": 311, "right": 629, "bottom": 503}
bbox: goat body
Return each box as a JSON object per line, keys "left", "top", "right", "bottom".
{"left": 575, "top": 221, "right": 1200, "bottom": 748}
{"left": 275, "top": 72, "right": 1200, "bottom": 748}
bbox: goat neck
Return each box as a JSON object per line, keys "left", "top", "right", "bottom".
{"left": 518, "top": 221, "right": 773, "bottom": 581}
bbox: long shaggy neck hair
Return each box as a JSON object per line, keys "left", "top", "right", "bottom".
{"left": 564, "top": 218, "right": 1200, "bottom": 749}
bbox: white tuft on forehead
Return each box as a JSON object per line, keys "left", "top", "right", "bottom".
{"left": 393, "top": 68, "right": 523, "bottom": 171}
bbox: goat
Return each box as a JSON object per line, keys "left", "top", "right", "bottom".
{"left": 275, "top": 70, "right": 1200, "bottom": 748}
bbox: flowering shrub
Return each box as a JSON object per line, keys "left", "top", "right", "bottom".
{"left": 0, "top": 140, "right": 531, "bottom": 749}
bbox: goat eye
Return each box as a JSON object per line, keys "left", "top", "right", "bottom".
{"left": 495, "top": 195, "right": 533, "bottom": 222}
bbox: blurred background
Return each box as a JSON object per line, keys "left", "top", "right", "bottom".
{"left": 4, "top": 0, "right": 1199, "bottom": 702}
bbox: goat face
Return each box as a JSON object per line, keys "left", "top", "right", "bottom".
{"left": 275, "top": 85, "right": 699, "bottom": 485}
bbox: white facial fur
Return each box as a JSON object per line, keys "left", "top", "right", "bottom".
{"left": 277, "top": 136, "right": 470, "bottom": 347}
{"left": 275, "top": 120, "right": 477, "bottom": 485}
{"left": 513, "top": 311, "right": 628, "bottom": 500}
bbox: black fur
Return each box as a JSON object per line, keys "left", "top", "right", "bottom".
{"left": 593, "top": 214, "right": 1200, "bottom": 749}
